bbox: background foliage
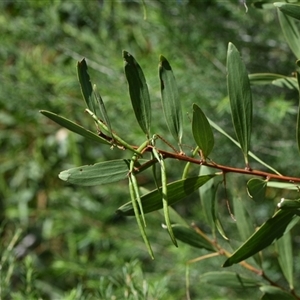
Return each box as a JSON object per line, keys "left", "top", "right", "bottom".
{"left": 1, "top": 0, "right": 300, "bottom": 299}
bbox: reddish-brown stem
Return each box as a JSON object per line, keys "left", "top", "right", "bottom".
{"left": 140, "top": 145, "right": 300, "bottom": 183}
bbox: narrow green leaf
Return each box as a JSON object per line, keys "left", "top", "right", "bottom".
{"left": 93, "top": 84, "right": 113, "bottom": 138}
{"left": 276, "top": 231, "right": 294, "bottom": 290}
{"left": 192, "top": 104, "right": 214, "bottom": 159}
{"left": 129, "top": 141, "right": 151, "bottom": 227}
{"left": 246, "top": 178, "right": 267, "bottom": 201}
{"left": 200, "top": 271, "right": 260, "bottom": 288}
{"left": 129, "top": 177, "right": 154, "bottom": 259}
{"left": 77, "top": 59, "right": 94, "bottom": 111}
{"left": 277, "top": 198, "right": 300, "bottom": 209}
{"left": 123, "top": 51, "right": 151, "bottom": 136}
{"left": 296, "top": 72, "right": 300, "bottom": 155}
{"left": 208, "top": 118, "right": 281, "bottom": 175}
{"left": 277, "top": 7, "right": 300, "bottom": 58}
{"left": 159, "top": 55, "right": 183, "bottom": 146}
{"left": 227, "top": 42, "right": 252, "bottom": 166}
{"left": 233, "top": 197, "right": 254, "bottom": 242}
{"left": 260, "top": 286, "right": 296, "bottom": 300}
{"left": 85, "top": 108, "right": 142, "bottom": 156}
{"left": 199, "top": 166, "right": 217, "bottom": 231}
{"left": 170, "top": 224, "right": 215, "bottom": 251}
{"left": 233, "top": 197, "right": 261, "bottom": 266}
{"left": 117, "top": 174, "right": 218, "bottom": 216}
{"left": 272, "top": 77, "right": 298, "bottom": 90}
{"left": 223, "top": 209, "right": 296, "bottom": 267}
{"left": 59, "top": 159, "right": 132, "bottom": 186}
{"left": 130, "top": 173, "right": 146, "bottom": 227}
{"left": 253, "top": 1, "right": 278, "bottom": 9}
{"left": 157, "top": 151, "right": 177, "bottom": 246}
{"left": 267, "top": 181, "right": 299, "bottom": 190}
{"left": 199, "top": 166, "right": 228, "bottom": 240}
{"left": 249, "top": 73, "right": 288, "bottom": 85}
{"left": 40, "top": 110, "right": 110, "bottom": 145}
{"left": 275, "top": 2, "right": 300, "bottom": 21}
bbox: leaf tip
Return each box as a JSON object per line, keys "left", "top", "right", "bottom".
{"left": 122, "top": 50, "right": 129, "bottom": 59}
{"left": 58, "top": 171, "right": 69, "bottom": 182}
{"left": 222, "top": 259, "right": 232, "bottom": 268}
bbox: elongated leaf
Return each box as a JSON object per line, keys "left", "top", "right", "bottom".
{"left": 247, "top": 178, "right": 267, "bottom": 201}
{"left": 277, "top": 7, "right": 300, "bottom": 58}
{"left": 170, "top": 224, "right": 215, "bottom": 251}
{"left": 273, "top": 77, "right": 298, "bottom": 90}
{"left": 129, "top": 177, "right": 154, "bottom": 259}
{"left": 40, "top": 110, "right": 110, "bottom": 145}
{"left": 276, "top": 231, "right": 294, "bottom": 290}
{"left": 275, "top": 2, "right": 300, "bottom": 21}
{"left": 123, "top": 51, "right": 151, "bottom": 136}
{"left": 200, "top": 271, "right": 260, "bottom": 288}
{"left": 260, "top": 286, "right": 296, "bottom": 300}
{"left": 117, "top": 174, "right": 218, "bottom": 216}
{"left": 249, "top": 73, "right": 288, "bottom": 85}
{"left": 77, "top": 59, "right": 94, "bottom": 111}
{"left": 159, "top": 55, "right": 183, "bottom": 146}
{"left": 233, "top": 197, "right": 254, "bottom": 242}
{"left": 267, "top": 181, "right": 299, "bottom": 190}
{"left": 208, "top": 118, "right": 281, "bottom": 175}
{"left": 233, "top": 197, "right": 261, "bottom": 266}
{"left": 223, "top": 209, "right": 296, "bottom": 267}
{"left": 297, "top": 72, "right": 300, "bottom": 155}
{"left": 277, "top": 198, "right": 300, "bottom": 209}
{"left": 59, "top": 159, "right": 133, "bottom": 186}
{"left": 199, "top": 166, "right": 228, "bottom": 239}
{"left": 253, "top": 1, "right": 279, "bottom": 9}
{"left": 159, "top": 153, "right": 177, "bottom": 246}
{"left": 227, "top": 42, "right": 252, "bottom": 166}
{"left": 93, "top": 84, "right": 113, "bottom": 138}
{"left": 199, "top": 166, "right": 217, "bottom": 231}
{"left": 192, "top": 104, "right": 214, "bottom": 159}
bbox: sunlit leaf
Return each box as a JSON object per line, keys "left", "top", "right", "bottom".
{"left": 77, "top": 59, "right": 94, "bottom": 112}
{"left": 260, "top": 285, "right": 296, "bottom": 300}
{"left": 123, "top": 51, "right": 151, "bottom": 136}
{"left": 192, "top": 104, "right": 214, "bottom": 159}
{"left": 117, "top": 174, "right": 218, "bottom": 216}
{"left": 200, "top": 271, "right": 260, "bottom": 288}
{"left": 246, "top": 178, "right": 267, "bottom": 201}
{"left": 227, "top": 42, "right": 252, "bottom": 166}
{"left": 40, "top": 110, "right": 110, "bottom": 145}
{"left": 275, "top": 2, "right": 300, "bottom": 21}
{"left": 223, "top": 209, "right": 296, "bottom": 267}
{"left": 267, "top": 181, "right": 299, "bottom": 190}
{"left": 277, "top": 7, "right": 300, "bottom": 58}
{"left": 159, "top": 55, "right": 183, "bottom": 146}
{"left": 170, "top": 224, "right": 215, "bottom": 251}
{"left": 272, "top": 77, "right": 298, "bottom": 90}
{"left": 277, "top": 198, "right": 300, "bottom": 209}
{"left": 276, "top": 231, "right": 294, "bottom": 290}
{"left": 59, "top": 159, "right": 133, "bottom": 186}
{"left": 199, "top": 166, "right": 217, "bottom": 232}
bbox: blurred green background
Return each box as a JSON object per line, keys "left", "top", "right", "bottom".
{"left": 1, "top": 0, "right": 299, "bottom": 299}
